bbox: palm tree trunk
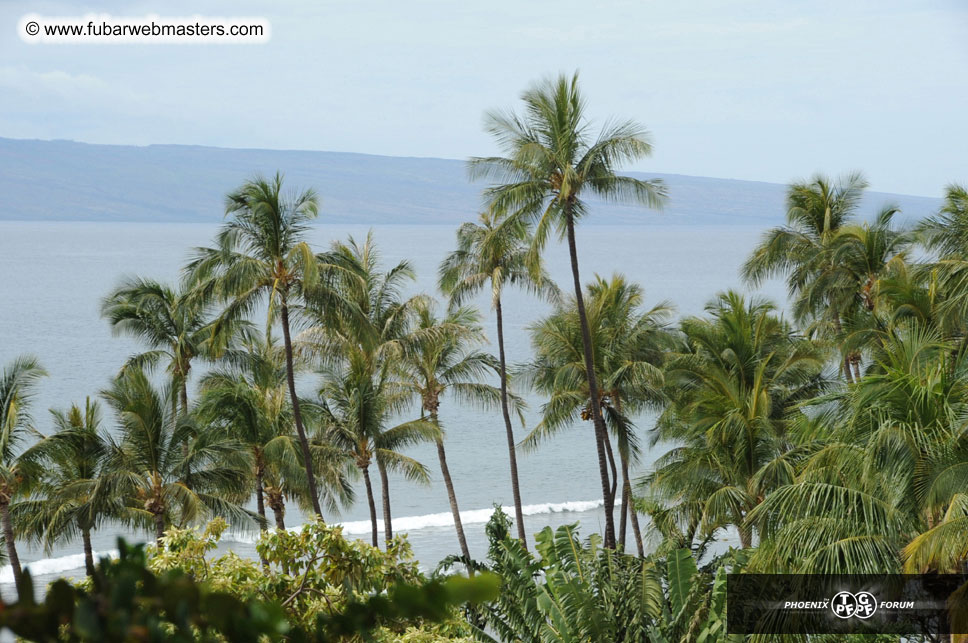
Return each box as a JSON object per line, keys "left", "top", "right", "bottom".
{"left": 82, "top": 527, "right": 95, "bottom": 577}
{"left": 273, "top": 506, "right": 286, "bottom": 531}
{"left": 378, "top": 459, "right": 393, "bottom": 545}
{"left": 255, "top": 469, "right": 267, "bottom": 529}
{"left": 432, "top": 420, "right": 473, "bottom": 574}
{"left": 179, "top": 375, "right": 189, "bottom": 415}
{"left": 619, "top": 465, "right": 628, "bottom": 550}
{"left": 266, "top": 488, "right": 286, "bottom": 530}
{"left": 1, "top": 500, "right": 23, "bottom": 591}
{"left": 832, "top": 315, "right": 854, "bottom": 384}
{"left": 361, "top": 464, "right": 379, "bottom": 548}
{"left": 154, "top": 512, "right": 166, "bottom": 546}
{"left": 176, "top": 371, "right": 191, "bottom": 462}
{"left": 495, "top": 298, "right": 527, "bottom": 549}
{"left": 566, "top": 213, "right": 615, "bottom": 549}
{"left": 620, "top": 453, "right": 645, "bottom": 557}
{"left": 602, "top": 429, "right": 618, "bottom": 510}
{"left": 851, "top": 356, "right": 861, "bottom": 381}
{"left": 686, "top": 518, "right": 699, "bottom": 547}
{"left": 739, "top": 527, "right": 752, "bottom": 549}
{"left": 254, "top": 472, "right": 269, "bottom": 567}
{"left": 279, "top": 299, "right": 323, "bottom": 518}
{"left": 618, "top": 488, "right": 628, "bottom": 550}
{"left": 171, "top": 388, "right": 187, "bottom": 461}
{"left": 564, "top": 214, "right": 616, "bottom": 549}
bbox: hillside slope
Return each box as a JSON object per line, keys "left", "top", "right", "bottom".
{"left": 0, "top": 137, "right": 941, "bottom": 224}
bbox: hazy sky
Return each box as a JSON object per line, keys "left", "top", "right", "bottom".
{"left": 2, "top": 0, "right": 965, "bottom": 197}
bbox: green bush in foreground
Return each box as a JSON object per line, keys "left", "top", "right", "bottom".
{"left": 0, "top": 519, "right": 495, "bottom": 642}
{"left": 470, "top": 507, "right": 745, "bottom": 643}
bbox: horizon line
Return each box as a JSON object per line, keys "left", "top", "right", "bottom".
{"left": 0, "top": 135, "right": 944, "bottom": 201}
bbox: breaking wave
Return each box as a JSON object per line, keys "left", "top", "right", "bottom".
{"left": 0, "top": 499, "right": 607, "bottom": 583}
{"left": 0, "top": 549, "right": 119, "bottom": 585}
{"left": 227, "top": 498, "right": 606, "bottom": 543}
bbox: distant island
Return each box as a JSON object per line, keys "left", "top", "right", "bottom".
{"left": 0, "top": 136, "right": 941, "bottom": 225}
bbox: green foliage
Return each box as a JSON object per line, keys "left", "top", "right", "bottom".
{"left": 665, "top": 548, "right": 697, "bottom": 617}
{"left": 0, "top": 520, "right": 498, "bottom": 642}
{"left": 304, "top": 233, "right": 438, "bottom": 546}
{"left": 644, "top": 291, "right": 825, "bottom": 551}
{"left": 523, "top": 273, "right": 673, "bottom": 449}
{"left": 438, "top": 209, "right": 558, "bottom": 310}
{"left": 101, "top": 277, "right": 226, "bottom": 413}
{"left": 7, "top": 81, "right": 968, "bottom": 639}
{"left": 195, "top": 330, "right": 354, "bottom": 524}
{"left": 0, "top": 354, "right": 48, "bottom": 590}
{"left": 472, "top": 71, "right": 668, "bottom": 549}
{"left": 13, "top": 398, "right": 117, "bottom": 576}
{"left": 149, "top": 518, "right": 502, "bottom": 640}
{"left": 475, "top": 507, "right": 662, "bottom": 642}
{"left": 185, "top": 172, "right": 332, "bottom": 518}
{"left": 473, "top": 509, "right": 753, "bottom": 643}
{"left": 646, "top": 549, "right": 743, "bottom": 643}
{"left": 99, "top": 367, "right": 256, "bottom": 542}
{"left": 0, "top": 539, "right": 291, "bottom": 642}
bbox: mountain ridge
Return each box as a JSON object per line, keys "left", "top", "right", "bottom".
{"left": 0, "top": 137, "right": 942, "bottom": 225}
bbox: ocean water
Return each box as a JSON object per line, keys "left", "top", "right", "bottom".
{"left": 0, "top": 222, "right": 785, "bottom": 592}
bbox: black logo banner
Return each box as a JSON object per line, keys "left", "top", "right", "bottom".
{"left": 727, "top": 574, "right": 968, "bottom": 635}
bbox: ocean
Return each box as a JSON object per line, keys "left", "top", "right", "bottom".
{"left": 0, "top": 222, "right": 786, "bottom": 592}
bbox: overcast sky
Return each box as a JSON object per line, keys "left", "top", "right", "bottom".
{"left": 2, "top": 0, "right": 965, "bottom": 197}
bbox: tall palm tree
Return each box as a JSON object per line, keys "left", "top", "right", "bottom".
{"left": 13, "top": 399, "right": 116, "bottom": 576}
{"left": 302, "top": 233, "right": 432, "bottom": 545}
{"left": 523, "top": 275, "right": 672, "bottom": 555}
{"left": 742, "top": 172, "right": 869, "bottom": 382}
{"left": 195, "top": 331, "right": 353, "bottom": 532}
{"left": 0, "top": 356, "right": 46, "bottom": 590}
{"left": 102, "top": 278, "right": 223, "bottom": 416}
{"left": 100, "top": 368, "right": 255, "bottom": 544}
{"left": 439, "top": 210, "right": 557, "bottom": 547}
{"left": 471, "top": 72, "right": 666, "bottom": 547}
{"left": 647, "top": 292, "right": 825, "bottom": 550}
{"left": 185, "top": 173, "right": 327, "bottom": 517}
{"left": 318, "top": 358, "right": 434, "bottom": 548}
{"left": 396, "top": 301, "right": 506, "bottom": 570}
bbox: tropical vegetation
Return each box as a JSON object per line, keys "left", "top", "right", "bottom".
{"left": 0, "top": 71, "right": 965, "bottom": 640}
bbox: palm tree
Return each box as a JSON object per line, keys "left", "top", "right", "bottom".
{"left": 523, "top": 274, "right": 672, "bottom": 555}
{"left": 195, "top": 331, "right": 353, "bottom": 532}
{"left": 102, "top": 278, "right": 223, "bottom": 417}
{"left": 439, "top": 210, "right": 557, "bottom": 547}
{"left": 748, "top": 322, "right": 967, "bottom": 573}
{"left": 185, "top": 173, "right": 327, "bottom": 517}
{"left": 318, "top": 358, "right": 434, "bottom": 548}
{"left": 917, "top": 183, "right": 968, "bottom": 259}
{"left": 302, "top": 233, "right": 433, "bottom": 546}
{"left": 471, "top": 72, "right": 667, "bottom": 547}
{"left": 396, "top": 300, "right": 506, "bottom": 570}
{"left": 827, "top": 208, "right": 913, "bottom": 373}
{"left": 0, "top": 356, "right": 46, "bottom": 590}
{"left": 742, "top": 172, "right": 869, "bottom": 382}
{"left": 915, "top": 184, "right": 968, "bottom": 341}
{"left": 100, "top": 368, "right": 255, "bottom": 544}
{"left": 647, "top": 292, "right": 825, "bottom": 550}
{"left": 13, "top": 399, "right": 116, "bottom": 576}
